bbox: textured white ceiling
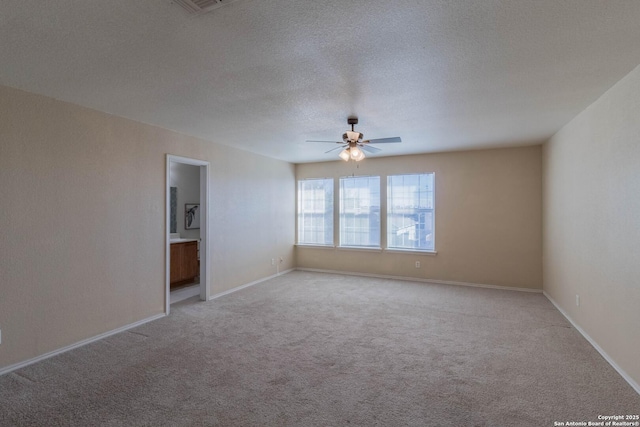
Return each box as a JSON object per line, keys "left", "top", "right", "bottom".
{"left": 1, "top": 0, "right": 640, "bottom": 163}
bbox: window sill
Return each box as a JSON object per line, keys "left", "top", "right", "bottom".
{"left": 295, "top": 245, "right": 437, "bottom": 256}
{"left": 384, "top": 248, "right": 438, "bottom": 256}
{"left": 337, "top": 246, "right": 383, "bottom": 253}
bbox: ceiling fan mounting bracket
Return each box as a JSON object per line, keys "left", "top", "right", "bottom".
{"left": 347, "top": 117, "right": 358, "bottom": 126}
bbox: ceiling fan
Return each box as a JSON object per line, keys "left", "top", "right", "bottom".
{"left": 306, "top": 117, "right": 401, "bottom": 161}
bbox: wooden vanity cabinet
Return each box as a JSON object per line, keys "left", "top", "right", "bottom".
{"left": 170, "top": 241, "right": 199, "bottom": 288}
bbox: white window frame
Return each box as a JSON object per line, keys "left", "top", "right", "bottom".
{"left": 339, "top": 175, "right": 381, "bottom": 249}
{"left": 386, "top": 173, "right": 435, "bottom": 253}
{"left": 296, "top": 178, "right": 334, "bottom": 246}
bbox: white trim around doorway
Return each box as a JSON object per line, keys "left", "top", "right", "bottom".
{"left": 165, "top": 154, "right": 211, "bottom": 314}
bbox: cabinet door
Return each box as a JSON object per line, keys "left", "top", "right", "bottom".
{"left": 182, "top": 241, "right": 199, "bottom": 279}
{"left": 170, "top": 244, "right": 182, "bottom": 284}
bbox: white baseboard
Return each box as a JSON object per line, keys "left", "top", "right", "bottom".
{"left": 0, "top": 312, "right": 166, "bottom": 377}
{"left": 295, "top": 268, "right": 542, "bottom": 293}
{"left": 543, "top": 291, "right": 640, "bottom": 396}
{"left": 209, "top": 268, "right": 294, "bottom": 301}
{"left": 1, "top": 270, "right": 296, "bottom": 376}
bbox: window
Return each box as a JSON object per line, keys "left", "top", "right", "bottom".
{"left": 297, "top": 178, "right": 333, "bottom": 245}
{"left": 339, "top": 176, "right": 380, "bottom": 247}
{"left": 387, "top": 173, "right": 435, "bottom": 251}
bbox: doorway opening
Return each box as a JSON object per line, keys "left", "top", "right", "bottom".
{"left": 165, "top": 155, "right": 210, "bottom": 314}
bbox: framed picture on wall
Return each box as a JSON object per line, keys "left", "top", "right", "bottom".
{"left": 185, "top": 203, "right": 200, "bottom": 229}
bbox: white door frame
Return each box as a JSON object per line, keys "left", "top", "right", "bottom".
{"left": 165, "top": 154, "right": 211, "bottom": 314}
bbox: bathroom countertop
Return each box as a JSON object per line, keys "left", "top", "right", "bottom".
{"left": 170, "top": 238, "right": 199, "bottom": 244}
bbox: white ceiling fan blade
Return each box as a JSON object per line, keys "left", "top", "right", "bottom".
{"left": 363, "top": 137, "right": 401, "bottom": 144}
{"left": 325, "top": 145, "right": 346, "bottom": 154}
{"left": 306, "top": 140, "right": 343, "bottom": 144}
{"left": 360, "top": 144, "right": 381, "bottom": 153}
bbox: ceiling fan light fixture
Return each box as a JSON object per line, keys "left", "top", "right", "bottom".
{"left": 350, "top": 146, "right": 365, "bottom": 161}
{"left": 345, "top": 130, "right": 361, "bottom": 142}
{"left": 338, "top": 149, "right": 350, "bottom": 161}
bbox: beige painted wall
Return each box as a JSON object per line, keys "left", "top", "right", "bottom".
{"left": 296, "top": 146, "right": 542, "bottom": 290}
{"left": 543, "top": 65, "right": 640, "bottom": 387}
{"left": 0, "top": 85, "right": 295, "bottom": 369}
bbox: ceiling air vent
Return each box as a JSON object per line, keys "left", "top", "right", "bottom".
{"left": 174, "top": 0, "right": 240, "bottom": 14}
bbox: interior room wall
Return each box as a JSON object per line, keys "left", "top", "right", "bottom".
{"left": 295, "top": 146, "right": 542, "bottom": 290}
{"left": 543, "top": 64, "right": 640, "bottom": 388}
{"left": 0, "top": 84, "right": 295, "bottom": 370}
{"left": 169, "top": 162, "right": 200, "bottom": 240}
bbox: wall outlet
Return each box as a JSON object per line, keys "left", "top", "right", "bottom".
{"left": 415, "top": 261, "right": 421, "bottom": 268}
{"left": 576, "top": 294, "right": 580, "bottom": 307}
{"left": 271, "top": 258, "right": 275, "bottom": 266}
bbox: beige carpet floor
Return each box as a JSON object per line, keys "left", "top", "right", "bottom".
{"left": 1, "top": 271, "right": 638, "bottom": 426}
